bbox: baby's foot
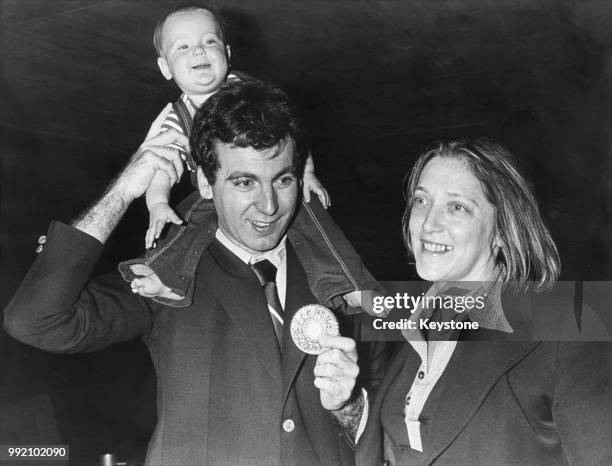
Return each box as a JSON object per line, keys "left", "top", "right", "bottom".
{"left": 130, "top": 270, "right": 182, "bottom": 301}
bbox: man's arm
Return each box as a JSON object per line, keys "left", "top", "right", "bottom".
{"left": 3, "top": 116, "right": 188, "bottom": 352}
{"left": 72, "top": 121, "right": 187, "bottom": 243}
{"left": 330, "top": 389, "right": 367, "bottom": 442}
{"left": 3, "top": 221, "right": 153, "bottom": 352}
{"left": 72, "top": 187, "right": 130, "bottom": 243}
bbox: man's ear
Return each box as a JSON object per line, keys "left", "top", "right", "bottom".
{"left": 197, "top": 168, "right": 213, "bottom": 199}
{"left": 157, "top": 57, "right": 173, "bottom": 80}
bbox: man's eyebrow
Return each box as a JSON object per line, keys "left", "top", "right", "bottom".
{"left": 225, "top": 165, "right": 297, "bottom": 181}
{"left": 226, "top": 171, "right": 257, "bottom": 181}
{"left": 274, "top": 165, "right": 298, "bottom": 178}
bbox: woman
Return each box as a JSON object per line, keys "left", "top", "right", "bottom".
{"left": 356, "top": 138, "right": 612, "bottom": 465}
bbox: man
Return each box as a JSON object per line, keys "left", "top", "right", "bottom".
{"left": 4, "top": 79, "right": 362, "bottom": 465}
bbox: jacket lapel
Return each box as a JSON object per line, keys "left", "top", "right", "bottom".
{"left": 423, "top": 326, "right": 540, "bottom": 464}
{"left": 280, "top": 242, "right": 310, "bottom": 408}
{"left": 356, "top": 343, "right": 418, "bottom": 466}
{"left": 205, "top": 240, "right": 282, "bottom": 385}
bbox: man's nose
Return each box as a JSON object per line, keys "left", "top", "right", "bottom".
{"left": 422, "top": 206, "right": 444, "bottom": 233}
{"left": 257, "top": 185, "right": 279, "bottom": 216}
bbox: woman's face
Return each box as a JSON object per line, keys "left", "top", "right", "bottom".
{"left": 408, "top": 156, "right": 498, "bottom": 282}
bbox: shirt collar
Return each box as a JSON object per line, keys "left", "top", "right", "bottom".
{"left": 215, "top": 228, "right": 287, "bottom": 269}
{"left": 401, "top": 267, "right": 513, "bottom": 344}
{"left": 426, "top": 267, "right": 513, "bottom": 333}
{"left": 181, "top": 94, "right": 199, "bottom": 117}
{"left": 463, "top": 277, "right": 513, "bottom": 333}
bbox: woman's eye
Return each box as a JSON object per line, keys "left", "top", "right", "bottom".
{"left": 205, "top": 39, "right": 218, "bottom": 46}
{"left": 449, "top": 202, "right": 468, "bottom": 214}
{"left": 414, "top": 196, "right": 426, "bottom": 206}
{"left": 178, "top": 44, "right": 188, "bottom": 50}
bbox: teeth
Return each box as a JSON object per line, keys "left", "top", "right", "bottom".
{"left": 252, "top": 221, "right": 273, "bottom": 228}
{"left": 423, "top": 241, "right": 452, "bottom": 253}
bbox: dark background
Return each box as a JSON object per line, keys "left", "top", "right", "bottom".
{"left": 2, "top": 1, "right": 611, "bottom": 464}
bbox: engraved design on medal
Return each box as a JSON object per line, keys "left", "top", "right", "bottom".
{"left": 290, "top": 304, "right": 339, "bottom": 354}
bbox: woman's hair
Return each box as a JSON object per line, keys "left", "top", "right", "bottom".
{"left": 402, "top": 138, "right": 560, "bottom": 292}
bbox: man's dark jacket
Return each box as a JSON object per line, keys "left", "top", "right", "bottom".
{"left": 4, "top": 221, "right": 355, "bottom": 466}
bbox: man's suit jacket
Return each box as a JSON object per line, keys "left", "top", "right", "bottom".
{"left": 356, "top": 292, "right": 612, "bottom": 465}
{"left": 4, "top": 222, "right": 354, "bottom": 466}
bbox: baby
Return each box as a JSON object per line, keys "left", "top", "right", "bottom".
{"left": 119, "top": 5, "right": 380, "bottom": 313}
{"left": 146, "top": 6, "right": 328, "bottom": 249}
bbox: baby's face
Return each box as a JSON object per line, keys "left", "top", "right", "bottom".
{"left": 157, "top": 10, "right": 230, "bottom": 98}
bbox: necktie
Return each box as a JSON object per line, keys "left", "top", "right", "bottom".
{"left": 251, "top": 259, "right": 284, "bottom": 343}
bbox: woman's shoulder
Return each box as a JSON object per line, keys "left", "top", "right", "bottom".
{"left": 500, "top": 284, "right": 611, "bottom": 342}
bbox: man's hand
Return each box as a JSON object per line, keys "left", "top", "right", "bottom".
{"left": 72, "top": 106, "right": 188, "bottom": 243}
{"left": 314, "top": 335, "right": 359, "bottom": 411}
{"left": 110, "top": 103, "right": 188, "bottom": 203}
{"left": 113, "top": 129, "right": 187, "bottom": 203}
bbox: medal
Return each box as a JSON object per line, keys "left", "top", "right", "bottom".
{"left": 290, "top": 304, "right": 339, "bottom": 354}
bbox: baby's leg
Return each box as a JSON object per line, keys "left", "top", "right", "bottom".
{"left": 288, "top": 197, "right": 383, "bottom": 315}
{"left": 118, "top": 191, "right": 217, "bottom": 307}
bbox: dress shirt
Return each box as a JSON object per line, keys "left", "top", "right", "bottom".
{"left": 215, "top": 229, "right": 287, "bottom": 308}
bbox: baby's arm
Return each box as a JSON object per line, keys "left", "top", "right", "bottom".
{"left": 302, "top": 151, "right": 331, "bottom": 208}
{"left": 145, "top": 171, "right": 183, "bottom": 248}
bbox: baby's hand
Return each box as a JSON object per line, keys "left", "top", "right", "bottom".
{"left": 303, "top": 171, "right": 331, "bottom": 208}
{"left": 147, "top": 202, "right": 183, "bottom": 248}
{"left": 131, "top": 273, "right": 182, "bottom": 300}
{"left": 343, "top": 290, "right": 388, "bottom": 317}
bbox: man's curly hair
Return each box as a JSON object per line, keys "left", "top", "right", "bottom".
{"left": 190, "top": 75, "right": 309, "bottom": 184}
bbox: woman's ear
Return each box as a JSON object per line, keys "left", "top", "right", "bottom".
{"left": 197, "top": 168, "right": 213, "bottom": 199}
{"left": 492, "top": 231, "right": 504, "bottom": 260}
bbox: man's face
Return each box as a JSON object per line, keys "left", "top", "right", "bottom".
{"left": 198, "top": 139, "right": 300, "bottom": 254}
{"left": 157, "top": 9, "right": 230, "bottom": 100}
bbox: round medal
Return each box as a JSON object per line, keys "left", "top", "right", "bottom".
{"left": 290, "top": 304, "right": 339, "bottom": 354}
